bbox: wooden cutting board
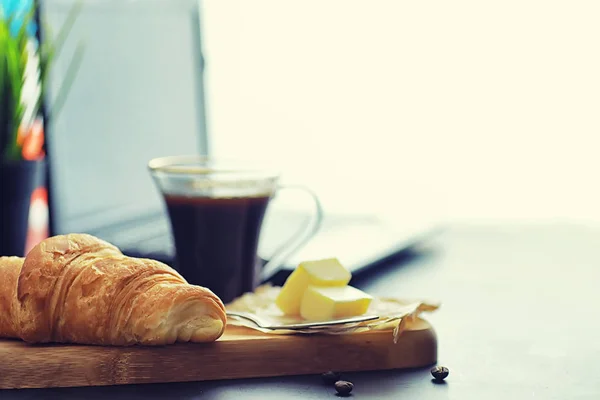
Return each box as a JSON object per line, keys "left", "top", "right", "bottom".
{"left": 0, "top": 318, "right": 437, "bottom": 390}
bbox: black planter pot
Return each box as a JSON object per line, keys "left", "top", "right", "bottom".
{"left": 0, "top": 159, "right": 46, "bottom": 257}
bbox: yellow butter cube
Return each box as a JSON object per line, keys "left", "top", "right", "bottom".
{"left": 300, "top": 285, "right": 373, "bottom": 321}
{"left": 275, "top": 258, "right": 351, "bottom": 315}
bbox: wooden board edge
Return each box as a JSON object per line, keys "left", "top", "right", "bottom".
{"left": 0, "top": 318, "right": 437, "bottom": 390}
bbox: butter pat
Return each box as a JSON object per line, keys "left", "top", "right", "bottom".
{"left": 300, "top": 285, "right": 373, "bottom": 321}
{"left": 275, "top": 258, "right": 351, "bottom": 315}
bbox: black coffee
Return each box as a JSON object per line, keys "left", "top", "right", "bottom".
{"left": 165, "top": 194, "right": 271, "bottom": 303}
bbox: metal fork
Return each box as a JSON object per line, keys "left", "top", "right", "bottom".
{"left": 226, "top": 311, "right": 379, "bottom": 330}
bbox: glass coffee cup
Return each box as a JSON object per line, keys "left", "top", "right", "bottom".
{"left": 149, "top": 156, "right": 322, "bottom": 304}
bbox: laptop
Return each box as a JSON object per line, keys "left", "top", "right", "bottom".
{"left": 43, "top": 0, "right": 207, "bottom": 250}
{"left": 44, "top": 0, "right": 440, "bottom": 283}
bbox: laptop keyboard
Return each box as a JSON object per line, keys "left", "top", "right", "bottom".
{"left": 99, "top": 211, "right": 437, "bottom": 283}
{"left": 94, "top": 215, "right": 175, "bottom": 262}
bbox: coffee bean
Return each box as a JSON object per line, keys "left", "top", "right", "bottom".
{"left": 431, "top": 366, "right": 449, "bottom": 381}
{"left": 334, "top": 380, "right": 354, "bottom": 396}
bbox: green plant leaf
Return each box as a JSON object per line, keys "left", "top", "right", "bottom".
{"left": 1, "top": 0, "right": 85, "bottom": 160}
{"left": 2, "top": 21, "right": 25, "bottom": 160}
{"left": 0, "top": 26, "right": 8, "bottom": 157}
{"left": 6, "top": 40, "right": 22, "bottom": 104}
{"left": 0, "top": 22, "right": 8, "bottom": 110}
{"left": 15, "top": 6, "right": 35, "bottom": 54}
{"left": 5, "top": 14, "right": 14, "bottom": 30}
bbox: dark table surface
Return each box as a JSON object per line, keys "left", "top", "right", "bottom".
{"left": 3, "top": 223, "right": 600, "bottom": 399}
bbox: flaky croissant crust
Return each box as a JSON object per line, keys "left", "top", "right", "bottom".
{"left": 0, "top": 234, "right": 226, "bottom": 346}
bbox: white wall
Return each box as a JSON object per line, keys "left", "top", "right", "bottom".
{"left": 201, "top": 0, "right": 600, "bottom": 222}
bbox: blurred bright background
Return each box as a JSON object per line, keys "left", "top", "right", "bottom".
{"left": 42, "top": 0, "right": 600, "bottom": 226}
{"left": 202, "top": 0, "right": 600, "bottom": 223}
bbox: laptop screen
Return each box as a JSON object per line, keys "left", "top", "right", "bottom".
{"left": 43, "top": 0, "right": 207, "bottom": 236}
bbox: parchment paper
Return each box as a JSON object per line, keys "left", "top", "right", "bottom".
{"left": 226, "top": 285, "right": 440, "bottom": 343}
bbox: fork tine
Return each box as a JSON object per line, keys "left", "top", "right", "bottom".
{"left": 226, "top": 312, "right": 379, "bottom": 330}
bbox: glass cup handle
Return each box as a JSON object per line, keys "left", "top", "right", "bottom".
{"left": 260, "top": 184, "right": 324, "bottom": 282}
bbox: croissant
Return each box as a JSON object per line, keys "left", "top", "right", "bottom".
{"left": 0, "top": 256, "right": 22, "bottom": 338}
{"left": 0, "top": 233, "right": 227, "bottom": 346}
